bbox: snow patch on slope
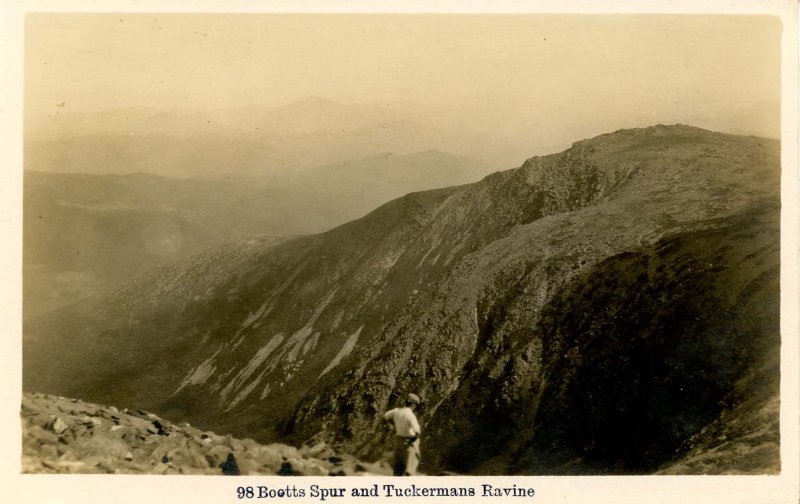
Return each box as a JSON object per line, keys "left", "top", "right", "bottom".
{"left": 241, "top": 300, "right": 272, "bottom": 330}
{"left": 228, "top": 373, "right": 263, "bottom": 410}
{"left": 174, "top": 347, "right": 221, "bottom": 395}
{"left": 417, "top": 236, "right": 443, "bottom": 268}
{"left": 220, "top": 334, "right": 284, "bottom": 401}
{"left": 284, "top": 289, "right": 338, "bottom": 363}
{"left": 319, "top": 325, "right": 364, "bottom": 378}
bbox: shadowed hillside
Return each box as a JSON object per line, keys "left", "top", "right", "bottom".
{"left": 23, "top": 125, "right": 780, "bottom": 474}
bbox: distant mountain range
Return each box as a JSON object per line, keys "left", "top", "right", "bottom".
{"left": 23, "top": 125, "right": 780, "bottom": 475}
{"left": 23, "top": 150, "right": 492, "bottom": 317}
{"left": 25, "top": 98, "right": 498, "bottom": 178}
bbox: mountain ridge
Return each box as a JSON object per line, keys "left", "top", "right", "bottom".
{"left": 23, "top": 124, "right": 780, "bottom": 474}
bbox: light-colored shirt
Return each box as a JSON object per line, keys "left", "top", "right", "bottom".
{"left": 384, "top": 407, "right": 421, "bottom": 437}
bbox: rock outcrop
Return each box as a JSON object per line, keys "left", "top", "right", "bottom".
{"left": 21, "top": 392, "right": 389, "bottom": 475}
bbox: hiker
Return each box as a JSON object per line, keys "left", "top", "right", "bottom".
{"left": 383, "top": 392, "right": 421, "bottom": 476}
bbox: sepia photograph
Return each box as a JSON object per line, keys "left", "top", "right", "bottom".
{"left": 2, "top": 1, "right": 799, "bottom": 503}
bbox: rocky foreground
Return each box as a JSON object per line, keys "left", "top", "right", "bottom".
{"left": 21, "top": 392, "right": 391, "bottom": 475}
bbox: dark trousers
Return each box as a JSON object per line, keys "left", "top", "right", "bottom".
{"left": 392, "top": 436, "right": 420, "bottom": 476}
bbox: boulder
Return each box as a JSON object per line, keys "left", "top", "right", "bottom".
{"left": 39, "top": 443, "right": 59, "bottom": 460}
{"left": 219, "top": 453, "right": 241, "bottom": 475}
{"left": 79, "top": 416, "right": 102, "bottom": 428}
{"left": 25, "top": 425, "right": 58, "bottom": 446}
{"left": 204, "top": 445, "right": 234, "bottom": 468}
{"left": 248, "top": 446, "right": 283, "bottom": 472}
{"left": 75, "top": 436, "right": 131, "bottom": 460}
{"left": 44, "top": 416, "right": 70, "bottom": 435}
{"left": 281, "top": 457, "right": 329, "bottom": 476}
{"left": 263, "top": 443, "right": 301, "bottom": 460}
{"left": 151, "top": 420, "right": 168, "bottom": 436}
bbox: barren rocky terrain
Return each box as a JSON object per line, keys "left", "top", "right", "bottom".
{"left": 22, "top": 392, "right": 390, "bottom": 476}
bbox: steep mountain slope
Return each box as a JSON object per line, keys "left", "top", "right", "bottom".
{"left": 24, "top": 151, "right": 491, "bottom": 317}
{"left": 23, "top": 125, "right": 780, "bottom": 474}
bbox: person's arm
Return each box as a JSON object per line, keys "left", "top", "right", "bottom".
{"left": 410, "top": 413, "right": 421, "bottom": 439}
{"left": 383, "top": 409, "right": 395, "bottom": 431}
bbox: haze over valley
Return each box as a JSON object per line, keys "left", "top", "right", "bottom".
{"left": 24, "top": 138, "right": 492, "bottom": 317}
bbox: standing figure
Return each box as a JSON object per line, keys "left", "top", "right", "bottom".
{"left": 383, "top": 392, "right": 422, "bottom": 476}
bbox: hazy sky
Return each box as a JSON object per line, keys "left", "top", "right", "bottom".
{"left": 25, "top": 14, "right": 781, "bottom": 145}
